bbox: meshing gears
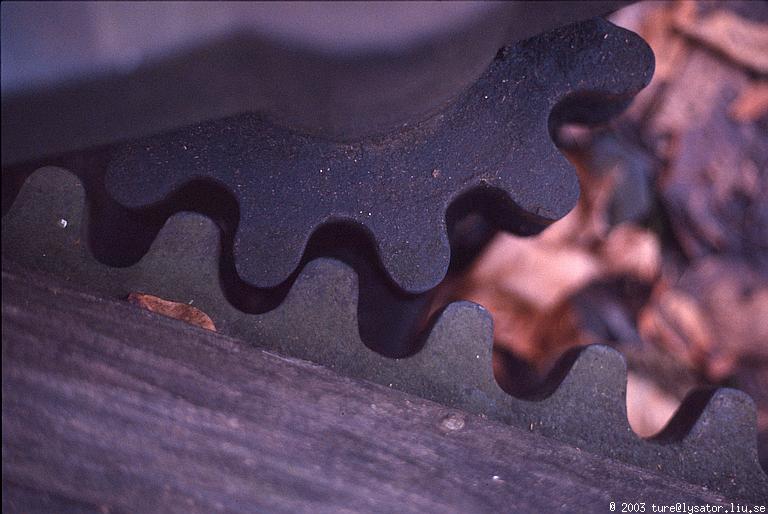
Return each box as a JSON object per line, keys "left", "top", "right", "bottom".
{"left": 3, "top": 166, "right": 767, "bottom": 502}
{"left": 2, "top": 17, "right": 766, "bottom": 502}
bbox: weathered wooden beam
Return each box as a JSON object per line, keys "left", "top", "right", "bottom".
{"left": 2, "top": 265, "right": 731, "bottom": 513}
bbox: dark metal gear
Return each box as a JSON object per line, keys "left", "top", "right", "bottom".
{"left": 3, "top": 166, "right": 767, "bottom": 501}
{"left": 4, "top": 5, "right": 765, "bottom": 504}
{"left": 2, "top": 19, "right": 653, "bottom": 295}
{"left": 102, "top": 18, "right": 653, "bottom": 294}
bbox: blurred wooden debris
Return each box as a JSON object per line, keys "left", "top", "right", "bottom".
{"left": 626, "top": 372, "right": 683, "bottom": 438}
{"left": 441, "top": 0, "right": 768, "bottom": 456}
{"left": 730, "top": 81, "right": 768, "bottom": 123}
{"left": 127, "top": 292, "right": 216, "bottom": 331}
{"left": 673, "top": 7, "right": 768, "bottom": 74}
{"left": 639, "top": 257, "right": 768, "bottom": 381}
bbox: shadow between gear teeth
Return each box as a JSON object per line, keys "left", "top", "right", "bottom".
{"left": 3, "top": 166, "right": 767, "bottom": 502}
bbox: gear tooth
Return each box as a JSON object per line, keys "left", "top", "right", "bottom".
{"left": 422, "top": 301, "right": 493, "bottom": 359}
{"left": 511, "top": 345, "right": 634, "bottom": 455}
{"left": 684, "top": 389, "right": 768, "bottom": 491}
{"left": 654, "top": 388, "right": 760, "bottom": 450}
{"left": 152, "top": 212, "right": 220, "bottom": 249}
{"left": 411, "top": 301, "right": 499, "bottom": 413}
{"left": 550, "top": 345, "right": 628, "bottom": 408}
{"left": 2, "top": 166, "right": 86, "bottom": 223}
{"left": 687, "top": 389, "right": 758, "bottom": 447}
{"left": 129, "top": 212, "right": 225, "bottom": 311}
{"left": 373, "top": 218, "right": 452, "bottom": 295}
{"left": 490, "top": 20, "right": 653, "bottom": 229}
{"left": 105, "top": 139, "right": 187, "bottom": 209}
{"left": 519, "top": 151, "right": 580, "bottom": 223}
{"left": 542, "top": 19, "right": 655, "bottom": 116}
{"left": 233, "top": 218, "right": 312, "bottom": 290}
{"left": 148, "top": 213, "right": 220, "bottom": 265}
{"left": 255, "top": 257, "right": 363, "bottom": 362}
{"left": 654, "top": 388, "right": 768, "bottom": 499}
{"left": 2, "top": 167, "right": 89, "bottom": 266}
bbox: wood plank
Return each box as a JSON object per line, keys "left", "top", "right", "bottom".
{"left": 1, "top": 265, "right": 731, "bottom": 513}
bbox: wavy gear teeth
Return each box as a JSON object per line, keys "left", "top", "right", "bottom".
{"left": 92, "top": 18, "right": 653, "bottom": 294}
{"left": 3, "top": 166, "right": 766, "bottom": 501}
{"left": 3, "top": 15, "right": 765, "bottom": 503}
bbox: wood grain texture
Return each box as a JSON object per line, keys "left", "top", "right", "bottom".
{"left": 1, "top": 265, "right": 731, "bottom": 513}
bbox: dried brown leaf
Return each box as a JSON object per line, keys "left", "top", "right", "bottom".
{"left": 127, "top": 293, "right": 216, "bottom": 332}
